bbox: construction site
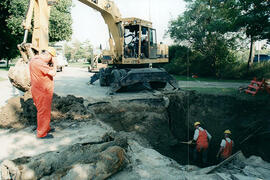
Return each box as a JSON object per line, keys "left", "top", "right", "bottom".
{"left": 0, "top": 0, "right": 270, "bottom": 179}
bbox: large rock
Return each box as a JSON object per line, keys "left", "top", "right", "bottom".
{"left": 1, "top": 138, "right": 128, "bottom": 180}
{"left": 8, "top": 59, "right": 31, "bottom": 92}
{"left": 109, "top": 140, "right": 187, "bottom": 180}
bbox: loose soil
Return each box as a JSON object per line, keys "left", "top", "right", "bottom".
{"left": 0, "top": 92, "right": 91, "bottom": 129}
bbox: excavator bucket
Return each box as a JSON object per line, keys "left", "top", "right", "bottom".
{"left": 8, "top": 43, "right": 34, "bottom": 92}
{"left": 110, "top": 68, "right": 179, "bottom": 92}
{"left": 8, "top": 59, "right": 31, "bottom": 92}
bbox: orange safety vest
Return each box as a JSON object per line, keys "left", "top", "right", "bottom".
{"left": 196, "top": 129, "right": 209, "bottom": 152}
{"left": 221, "top": 139, "right": 233, "bottom": 159}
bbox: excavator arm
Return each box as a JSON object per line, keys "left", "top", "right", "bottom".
{"left": 19, "top": 0, "right": 57, "bottom": 62}
{"left": 19, "top": 0, "right": 123, "bottom": 62}
{"left": 77, "top": 0, "right": 124, "bottom": 59}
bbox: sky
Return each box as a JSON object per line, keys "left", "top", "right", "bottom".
{"left": 71, "top": 0, "right": 186, "bottom": 49}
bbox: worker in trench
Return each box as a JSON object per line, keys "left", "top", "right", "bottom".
{"left": 29, "top": 47, "right": 57, "bottom": 139}
{"left": 216, "top": 130, "right": 234, "bottom": 161}
{"left": 188, "top": 122, "right": 212, "bottom": 167}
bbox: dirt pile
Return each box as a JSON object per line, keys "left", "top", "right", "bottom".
{"left": 0, "top": 93, "right": 91, "bottom": 129}
{"left": 0, "top": 91, "right": 34, "bottom": 129}
{"left": 86, "top": 97, "right": 177, "bottom": 157}
{"left": 52, "top": 94, "right": 91, "bottom": 120}
{"left": 8, "top": 59, "right": 31, "bottom": 92}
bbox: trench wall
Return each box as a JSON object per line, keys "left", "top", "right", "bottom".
{"left": 166, "top": 91, "right": 270, "bottom": 164}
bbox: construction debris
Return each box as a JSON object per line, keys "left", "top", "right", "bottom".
{"left": 245, "top": 78, "right": 270, "bottom": 95}
{"left": 187, "top": 151, "right": 270, "bottom": 180}
{"left": 206, "top": 151, "right": 244, "bottom": 174}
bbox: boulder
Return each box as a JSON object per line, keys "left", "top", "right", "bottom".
{"left": 1, "top": 138, "right": 128, "bottom": 180}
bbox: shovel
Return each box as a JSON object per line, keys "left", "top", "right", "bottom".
{"left": 179, "top": 141, "right": 195, "bottom": 145}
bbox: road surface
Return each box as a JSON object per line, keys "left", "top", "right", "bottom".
{"left": 0, "top": 67, "right": 249, "bottom": 107}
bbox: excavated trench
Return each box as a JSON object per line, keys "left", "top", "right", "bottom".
{"left": 0, "top": 90, "right": 269, "bottom": 167}
{"left": 86, "top": 91, "right": 270, "bottom": 166}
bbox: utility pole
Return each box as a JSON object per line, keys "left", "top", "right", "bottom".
{"left": 149, "top": 0, "right": 151, "bottom": 21}
{"left": 258, "top": 41, "right": 261, "bottom": 63}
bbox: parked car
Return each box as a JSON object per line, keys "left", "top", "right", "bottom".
{"left": 56, "top": 53, "right": 68, "bottom": 72}
{"left": 0, "top": 60, "right": 7, "bottom": 67}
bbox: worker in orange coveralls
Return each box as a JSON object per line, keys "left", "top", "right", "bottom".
{"left": 29, "top": 47, "right": 57, "bottom": 139}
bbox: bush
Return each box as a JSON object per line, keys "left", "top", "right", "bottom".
{"left": 164, "top": 45, "right": 235, "bottom": 78}
{"left": 248, "top": 62, "right": 270, "bottom": 79}
{"left": 201, "top": 62, "right": 270, "bottom": 80}
{"left": 164, "top": 45, "right": 270, "bottom": 80}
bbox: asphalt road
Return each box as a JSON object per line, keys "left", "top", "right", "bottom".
{"left": 0, "top": 70, "right": 23, "bottom": 107}
{"left": 0, "top": 67, "right": 249, "bottom": 107}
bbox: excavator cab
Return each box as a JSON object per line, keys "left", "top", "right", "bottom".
{"left": 123, "top": 18, "right": 160, "bottom": 61}
{"left": 124, "top": 25, "right": 139, "bottom": 58}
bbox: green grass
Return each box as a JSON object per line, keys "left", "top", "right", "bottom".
{"left": 68, "top": 62, "right": 90, "bottom": 68}
{"left": 182, "top": 87, "right": 269, "bottom": 100}
{"left": 182, "top": 87, "right": 237, "bottom": 95}
{"left": 174, "top": 75, "right": 250, "bottom": 83}
{"left": 0, "top": 67, "right": 9, "bottom": 71}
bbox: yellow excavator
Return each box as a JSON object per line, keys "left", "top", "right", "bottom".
{"left": 9, "top": 0, "right": 178, "bottom": 93}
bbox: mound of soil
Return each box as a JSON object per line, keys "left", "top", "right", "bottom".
{"left": 0, "top": 92, "right": 92, "bottom": 129}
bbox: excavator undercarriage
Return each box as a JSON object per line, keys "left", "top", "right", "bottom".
{"left": 97, "top": 67, "right": 178, "bottom": 93}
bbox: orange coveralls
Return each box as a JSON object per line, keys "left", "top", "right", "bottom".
{"left": 29, "top": 56, "right": 54, "bottom": 138}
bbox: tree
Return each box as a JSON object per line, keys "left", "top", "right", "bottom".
{"left": 232, "top": 0, "right": 270, "bottom": 69}
{"left": 211, "top": 0, "right": 270, "bottom": 70}
{"left": 0, "top": 0, "right": 72, "bottom": 59}
{"left": 64, "top": 40, "right": 93, "bottom": 62}
{"left": 49, "top": 0, "right": 73, "bottom": 42}
{"left": 168, "top": 0, "right": 237, "bottom": 78}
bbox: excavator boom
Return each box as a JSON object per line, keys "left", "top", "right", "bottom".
{"left": 78, "top": 0, "right": 123, "bottom": 58}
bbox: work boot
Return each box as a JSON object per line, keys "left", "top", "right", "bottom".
{"left": 32, "top": 127, "right": 55, "bottom": 133}
{"left": 38, "top": 134, "right": 54, "bottom": 139}
{"left": 49, "top": 127, "right": 55, "bottom": 133}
